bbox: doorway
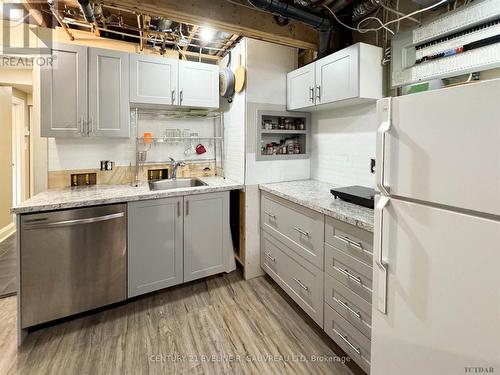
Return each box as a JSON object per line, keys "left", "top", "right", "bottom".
{"left": 12, "top": 95, "right": 28, "bottom": 208}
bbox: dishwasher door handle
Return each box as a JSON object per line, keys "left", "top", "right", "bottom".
{"left": 25, "top": 212, "right": 125, "bottom": 229}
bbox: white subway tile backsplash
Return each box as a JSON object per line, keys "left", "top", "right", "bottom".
{"left": 310, "top": 104, "right": 377, "bottom": 188}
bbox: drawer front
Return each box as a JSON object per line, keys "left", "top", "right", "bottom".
{"left": 325, "top": 216, "right": 373, "bottom": 266}
{"left": 325, "top": 243, "right": 373, "bottom": 303}
{"left": 261, "top": 193, "right": 324, "bottom": 269}
{"left": 325, "top": 273, "right": 372, "bottom": 339}
{"left": 261, "top": 231, "right": 323, "bottom": 326}
{"left": 324, "top": 303, "right": 371, "bottom": 374}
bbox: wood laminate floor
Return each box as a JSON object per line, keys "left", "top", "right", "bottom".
{"left": 0, "top": 270, "right": 358, "bottom": 375}
{"left": 0, "top": 233, "right": 16, "bottom": 298}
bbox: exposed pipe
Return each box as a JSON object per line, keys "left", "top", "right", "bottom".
{"left": 248, "top": 0, "right": 333, "bottom": 57}
{"left": 47, "top": 0, "right": 74, "bottom": 41}
{"left": 77, "top": 0, "right": 100, "bottom": 37}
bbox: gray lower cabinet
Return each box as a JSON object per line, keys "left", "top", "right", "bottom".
{"left": 260, "top": 190, "right": 374, "bottom": 374}
{"left": 184, "top": 192, "right": 229, "bottom": 282}
{"left": 128, "top": 197, "right": 183, "bottom": 297}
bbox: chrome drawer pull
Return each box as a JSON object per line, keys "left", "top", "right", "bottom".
{"left": 334, "top": 297, "right": 362, "bottom": 319}
{"left": 265, "top": 252, "right": 276, "bottom": 263}
{"left": 293, "top": 227, "right": 310, "bottom": 237}
{"left": 334, "top": 267, "right": 363, "bottom": 285}
{"left": 337, "top": 332, "right": 361, "bottom": 355}
{"left": 293, "top": 278, "right": 309, "bottom": 291}
{"left": 334, "top": 234, "right": 363, "bottom": 251}
{"left": 264, "top": 211, "right": 276, "bottom": 219}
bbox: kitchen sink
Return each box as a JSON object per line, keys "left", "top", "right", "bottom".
{"left": 148, "top": 178, "right": 207, "bottom": 191}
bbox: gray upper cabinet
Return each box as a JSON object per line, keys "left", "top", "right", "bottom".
{"left": 178, "top": 60, "right": 219, "bottom": 108}
{"left": 128, "top": 197, "right": 183, "bottom": 298}
{"left": 184, "top": 192, "right": 229, "bottom": 282}
{"left": 88, "top": 48, "right": 130, "bottom": 137}
{"left": 130, "top": 54, "right": 179, "bottom": 106}
{"left": 40, "top": 43, "right": 88, "bottom": 137}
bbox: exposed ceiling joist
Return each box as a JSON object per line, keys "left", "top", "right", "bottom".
{"left": 101, "top": 0, "right": 319, "bottom": 50}
{"left": 23, "top": 0, "right": 53, "bottom": 27}
{"left": 182, "top": 25, "right": 198, "bottom": 51}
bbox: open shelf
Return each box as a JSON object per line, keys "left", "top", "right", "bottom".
{"left": 256, "top": 110, "right": 310, "bottom": 162}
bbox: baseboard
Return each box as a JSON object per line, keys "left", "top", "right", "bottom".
{"left": 0, "top": 222, "right": 16, "bottom": 243}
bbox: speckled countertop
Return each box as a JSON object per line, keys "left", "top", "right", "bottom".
{"left": 259, "top": 180, "right": 374, "bottom": 232}
{"left": 12, "top": 176, "right": 243, "bottom": 214}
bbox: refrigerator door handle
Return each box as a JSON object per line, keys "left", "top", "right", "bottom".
{"left": 374, "top": 196, "right": 390, "bottom": 314}
{"left": 376, "top": 98, "right": 391, "bottom": 195}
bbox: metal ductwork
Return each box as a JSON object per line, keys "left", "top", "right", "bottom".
{"left": 249, "top": 0, "right": 333, "bottom": 57}
{"left": 78, "top": 0, "right": 95, "bottom": 23}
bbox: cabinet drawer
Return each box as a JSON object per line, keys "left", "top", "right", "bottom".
{"left": 325, "top": 216, "right": 373, "bottom": 266}
{"left": 324, "top": 303, "right": 371, "bottom": 374}
{"left": 261, "top": 192, "right": 324, "bottom": 269}
{"left": 325, "top": 273, "right": 371, "bottom": 339}
{"left": 325, "top": 243, "right": 373, "bottom": 303}
{"left": 261, "top": 231, "right": 323, "bottom": 326}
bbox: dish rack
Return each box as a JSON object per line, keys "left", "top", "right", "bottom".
{"left": 131, "top": 108, "right": 225, "bottom": 178}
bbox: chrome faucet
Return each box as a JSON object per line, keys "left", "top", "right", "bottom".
{"left": 169, "top": 157, "right": 185, "bottom": 179}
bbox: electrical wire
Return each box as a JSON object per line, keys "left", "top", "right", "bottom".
{"left": 324, "top": 0, "right": 447, "bottom": 34}
{"left": 379, "top": 1, "right": 420, "bottom": 24}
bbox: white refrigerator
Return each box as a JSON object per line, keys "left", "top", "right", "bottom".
{"left": 371, "top": 78, "right": 500, "bottom": 374}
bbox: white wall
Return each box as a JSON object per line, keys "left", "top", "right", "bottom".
{"left": 310, "top": 103, "right": 377, "bottom": 188}
{"left": 221, "top": 39, "right": 246, "bottom": 184}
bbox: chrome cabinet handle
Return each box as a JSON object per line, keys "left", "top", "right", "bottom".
{"left": 374, "top": 196, "right": 390, "bottom": 314}
{"left": 264, "top": 211, "right": 276, "bottom": 219}
{"left": 25, "top": 212, "right": 124, "bottom": 229}
{"left": 293, "top": 226, "right": 310, "bottom": 237}
{"left": 316, "top": 85, "right": 321, "bottom": 102}
{"left": 293, "top": 278, "right": 309, "bottom": 291}
{"left": 177, "top": 200, "right": 181, "bottom": 217}
{"left": 334, "top": 297, "right": 362, "bottom": 319}
{"left": 334, "top": 234, "right": 363, "bottom": 250}
{"left": 171, "top": 89, "right": 175, "bottom": 105}
{"left": 180, "top": 89, "right": 183, "bottom": 104}
{"left": 376, "top": 98, "right": 391, "bottom": 195}
{"left": 337, "top": 332, "right": 361, "bottom": 355}
{"left": 185, "top": 200, "right": 189, "bottom": 216}
{"left": 309, "top": 86, "right": 314, "bottom": 102}
{"left": 265, "top": 252, "right": 276, "bottom": 263}
{"left": 334, "top": 267, "right": 363, "bottom": 285}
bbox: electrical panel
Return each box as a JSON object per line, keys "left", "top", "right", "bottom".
{"left": 391, "top": 0, "right": 500, "bottom": 87}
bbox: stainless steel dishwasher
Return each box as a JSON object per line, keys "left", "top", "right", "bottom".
{"left": 20, "top": 204, "right": 127, "bottom": 328}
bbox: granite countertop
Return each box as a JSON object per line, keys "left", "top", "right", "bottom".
{"left": 259, "top": 179, "right": 374, "bottom": 232}
{"left": 12, "top": 176, "right": 243, "bottom": 214}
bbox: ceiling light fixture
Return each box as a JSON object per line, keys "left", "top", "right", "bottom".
{"left": 200, "top": 27, "right": 216, "bottom": 42}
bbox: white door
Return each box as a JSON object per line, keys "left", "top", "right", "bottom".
{"left": 183, "top": 192, "right": 229, "bottom": 282}
{"left": 40, "top": 43, "right": 87, "bottom": 137}
{"left": 286, "top": 63, "right": 315, "bottom": 110}
{"left": 130, "top": 54, "right": 179, "bottom": 105}
{"left": 128, "top": 198, "right": 183, "bottom": 297}
{"left": 377, "top": 79, "right": 500, "bottom": 216}
{"left": 372, "top": 197, "right": 500, "bottom": 374}
{"left": 178, "top": 60, "right": 219, "bottom": 108}
{"left": 315, "top": 44, "right": 359, "bottom": 105}
{"left": 88, "top": 48, "right": 130, "bottom": 137}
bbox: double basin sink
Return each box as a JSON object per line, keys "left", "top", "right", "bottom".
{"left": 148, "top": 178, "right": 207, "bottom": 191}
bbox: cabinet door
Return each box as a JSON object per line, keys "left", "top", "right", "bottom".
{"left": 128, "top": 198, "right": 183, "bottom": 297}
{"left": 88, "top": 48, "right": 130, "bottom": 137}
{"left": 287, "top": 63, "right": 315, "bottom": 110}
{"left": 315, "top": 44, "right": 359, "bottom": 105}
{"left": 40, "top": 43, "right": 87, "bottom": 137}
{"left": 178, "top": 60, "right": 219, "bottom": 108}
{"left": 184, "top": 192, "right": 229, "bottom": 282}
{"left": 130, "top": 54, "right": 178, "bottom": 105}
